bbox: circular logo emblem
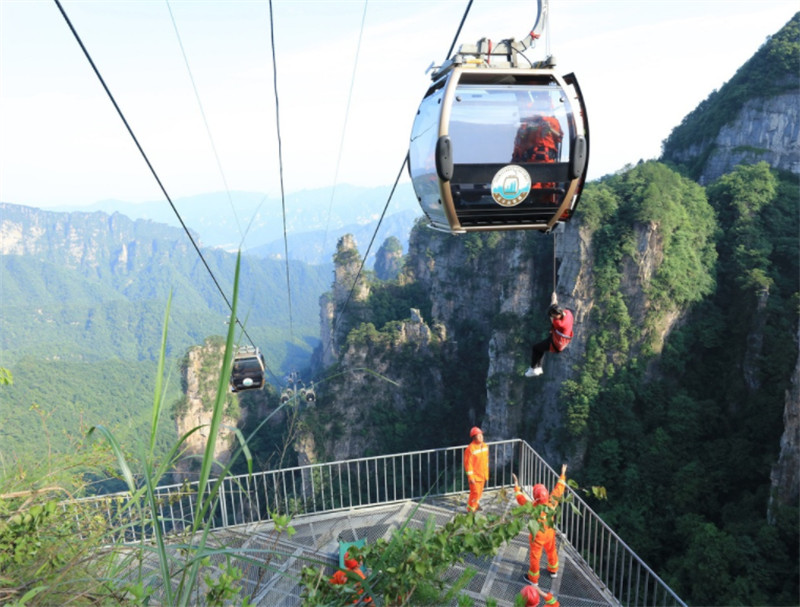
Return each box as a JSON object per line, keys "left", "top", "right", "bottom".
{"left": 491, "top": 165, "right": 531, "bottom": 207}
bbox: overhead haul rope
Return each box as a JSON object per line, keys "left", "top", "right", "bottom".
{"left": 321, "top": 0, "right": 369, "bottom": 264}
{"left": 268, "top": 0, "right": 295, "bottom": 347}
{"left": 164, "top": 0, "right": 245, "bottom": 243}
{"left": 444, "top": 0, "right": 474, "bottom": 62}
{"left": 52, "top": 0, "right": 262, "bottom": 354}
{"left": 314, "top": 0, "right": 475, "bottom": 379}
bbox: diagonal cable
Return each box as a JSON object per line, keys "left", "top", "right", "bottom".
{"left": 321, "top": 0, "right": 369, "bottom": 262}
{"left": 52, "top": 0, "right": 257, "bottom": 349}
{"left": 323, "top": 154, "right": 408, "bottom": 368}
{"left": 444, "top": 0, "right": 474, "bottom": 61}
{"left": 165, "top": 0, "right": 245, "bottom": 241}
{"left": 268, "top": 0, "right": 294, "bottom": 346}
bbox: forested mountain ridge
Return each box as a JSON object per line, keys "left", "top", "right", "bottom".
{"left": 662, "top": 12, "right": 799, "bottom": 182}
{"left": 0, "top": 202, "right": 329, "bottom": 461}
{"left": 299, "top": 15, "right": 800, "bottom": 606}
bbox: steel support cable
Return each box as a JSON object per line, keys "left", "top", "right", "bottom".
{"left": 444, "top": 0, "right": 474, "bottom": 62}
{"left": 52, "top": 0, "right": 257, "bottom": 350}
{"left": 321, "top": 0, "right": 369, "bottom": 261}
{"left": 164, "top": 0, "right": 245, "bottom": 242}
{"left": 267, "top": 0, "right": 295, "bottom": 346}
{"left": 315, "top": 2, "right": 474, "bottom": 383}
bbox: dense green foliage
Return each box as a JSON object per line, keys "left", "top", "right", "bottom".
{"left": 0, "top": 257, "right": 300, "bottom": 606}
{"left": 578, "top": 163, "right": 799, "bottom": 605}
{"left": 662, "top": 13, "right": 800, "bottom": 177}
{"left": 362, "top": 281, "right": 433, "bottom": 331}
{"left": 2, "top": 358, "right": 180, "bottom": 473}
{"left": 1, "top": 205, "right": 329, "bottom": 465}
{"left": 302, "top": 157, "right": 798, "bottom": 606}
{"left": 562, "top": 162, "right": 717, "bottom": 436}
{"left": 0, "top": 444, "right": 128, "bottom": 605}
{"left": 301, "top": 505, "right": 525, "bottom": 606}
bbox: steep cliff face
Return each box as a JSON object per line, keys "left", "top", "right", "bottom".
{"left": 403, "top": 228, "right": 548, "bottom": 454}
{"left": 0, "top": 203, "right": 193, "bottom": 274}
{"left": 668, "top": 93, "right": 800, "bottom": 184}
{"left": 172, "top": 340, "right": 240, "bottom": 482}
{"left": 313, "top": 307, "right": 448, "bottom": 461}
{"left": 661, "top": 13, "right": 800, "bottom": 183}
{"left": 317, "top": 235, "right": 371, "bottom": 370}
{"left": 374, "top": 236, "right": 404, "bottom": 281}
{"left": 770, "top": 326, "right": 800, "bottom": 516}
{"left": 307, "top": 198, "right": 689, "bottom": 466}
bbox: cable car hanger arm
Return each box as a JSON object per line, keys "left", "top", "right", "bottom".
{"left": 510, "top": 0, "right": 549, "bottom": 55}
{"left": 433, "top": 0, "right": 553, "bottom": 76}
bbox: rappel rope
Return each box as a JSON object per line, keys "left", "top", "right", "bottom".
{"left": 552, "top": 231, "right": 558, "bottom": 300}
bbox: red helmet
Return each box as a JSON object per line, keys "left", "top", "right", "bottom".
{"left": 343, "top": 551, "right": 359, "bottom": 570}
{"left": 469, "top": 426, "right": 482, "bottom": 438}
{"left": 330, "top": 570, "right": 348, "bottom": 584}
{"left": 532, "top": 483, "right": 550, "bottom": 504}
{"left": 520, "top": 584, "right": 539, "bottom": 606}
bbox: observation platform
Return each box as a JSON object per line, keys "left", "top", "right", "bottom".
{"left": 219, "top": 488, "right": 617, "bottom": 606}
{"left": 76, "top": 439, "right": 684, "bottom": 605}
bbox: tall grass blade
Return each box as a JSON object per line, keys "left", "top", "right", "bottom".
{"left": 149, "top": 291, "right": 172, "bottom": 456}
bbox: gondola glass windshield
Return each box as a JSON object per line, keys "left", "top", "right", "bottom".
{"left": 410, "top": 74, "right": 588, "bottom": 233}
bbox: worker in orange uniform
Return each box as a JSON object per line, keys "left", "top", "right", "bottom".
{"left": 512, "top": 91, "right": 563, "bottom": 164}
{"left": 512, "top": 90, "right": 564, "bottom": 204}
{"left": 520, "top": 584, "right": 560, "bottom": 607}
{"left": 464, "top": 426, "right": 489, "bottom": 513}
{"left": 513, "top": 465, "right": 567, "bottom": 585}
{"left": 329, "top": 552, "right": 372, "bottom": 604}
{"left": 512, "top": 115, "right": 563, "bottom": 164}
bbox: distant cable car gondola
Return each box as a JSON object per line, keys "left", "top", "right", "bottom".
{"left": 409, "top": 0, "right": 589, "bottom": 234}
{"left": 230, "top": 346, "right": 266, "bottom": 393}
{"left": 300, "top": 386, "right": 317, "bottom": 403}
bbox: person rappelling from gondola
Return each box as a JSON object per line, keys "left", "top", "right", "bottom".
{"left": 513, "top": 465, "right": 568, "bottom": 586}
{"left": 525, "top": 292, "right": 573, "bottom": 377}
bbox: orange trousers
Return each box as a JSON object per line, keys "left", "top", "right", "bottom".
{"left": 527, "top": 527, "right": 559, "bottom": 582}
{"left": 467, "top": 480, "right": 485, "bottom": 512}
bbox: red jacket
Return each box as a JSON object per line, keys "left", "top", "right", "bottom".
{"left": 550, "top": 310, "right": 573, "bottom": 352}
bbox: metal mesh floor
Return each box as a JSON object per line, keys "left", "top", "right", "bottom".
{"left": 197, "top": 489, "right": 620, "bottom": 606}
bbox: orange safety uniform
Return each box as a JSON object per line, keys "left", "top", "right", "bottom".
{"left": 515, "top": 472, "right": 567, "bottom": 584}
{"left": 464, "top": 438, "right": 489, "bottom": 512}
{"left": 329, "top": 555, "right": 372, "bottom": 604}
{"left": 520, "top": 584, "right": 560, "bottom": 607}
{"left": 512, "top": 116, "right": 563, "bottom": 163}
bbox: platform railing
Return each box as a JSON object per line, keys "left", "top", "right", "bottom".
{"left": 67, "top": 439, "right": 685, "bottom": 606}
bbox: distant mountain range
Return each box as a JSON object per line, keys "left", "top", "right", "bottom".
{"left": 35, "top": 183, "right": 423, "bottom": 266}
{"left": 0, "top": 185, "right": 420, "bottom": 461}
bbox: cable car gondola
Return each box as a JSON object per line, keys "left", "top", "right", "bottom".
{"left": 230, "top": 346, "right": 266, "bottom": 393}
{"left": 408, "top": 3, "right": 589, "bottom": 234}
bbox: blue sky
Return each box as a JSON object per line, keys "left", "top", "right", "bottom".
{"left": 0, "top": 0, "right": 796, "bottom": 208}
